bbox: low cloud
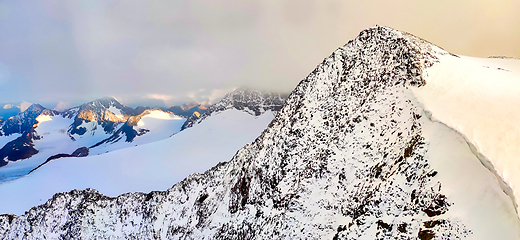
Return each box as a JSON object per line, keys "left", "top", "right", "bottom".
{"left": 19, "top": 101, "right": 32, "bottom": 112}
{"left": 53, "top": 101, "right": 69, "bottom": 111}
{"left": 0, "top": 0, "right": 519, "bottom": 106}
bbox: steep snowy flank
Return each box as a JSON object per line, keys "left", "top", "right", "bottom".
{"left": 1, "top": 27, "right": 519, "bottom": 239}
{"left": 182, "top": 88, "right": 287, "bottom": 130}
{"left": 412, "top": 54, "right": 520, "bottom": 214}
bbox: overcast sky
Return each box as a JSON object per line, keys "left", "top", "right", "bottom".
{"left": 0, "top": 0, "right": 519, "bottom": 109}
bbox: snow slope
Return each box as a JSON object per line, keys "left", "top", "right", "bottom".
{"left": 412, "top": 55, "right": 520, "bottom": 214}
{"left": 0, "top": 115, "right": 73, "bottom": 182}
{"left": 0, "top": 109, "right": 275, "bottom": 215}
{"left": 0, "top": 27, "right": 519, "bottom": 239}
{"left": 88, "top": 110, "right": 186, "bottom": 155}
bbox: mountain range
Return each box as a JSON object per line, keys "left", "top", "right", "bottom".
{"left": 0, "top": 88, "right": 286, "bottom": 217}
{"left": 0, "top": 26, "right": 519, "bottom": 239}
{"left": 0, "top": 89, "right": 285, "bottom": 184}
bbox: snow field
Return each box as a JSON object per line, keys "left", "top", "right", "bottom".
{"left": 0, "top": 109, "right": 275, "bottom": 215}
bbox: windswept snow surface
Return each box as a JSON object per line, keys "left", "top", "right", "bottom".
{"left": 0, "top": 109, "right": 275, "bottom": 215}
{"left": 420, "top": 120, "right": 520, "bottom": 239}
{"left": 412, "top": 55, "right": 520, "bottom": 213}
{"left": 88, "top": 110, "right": 186, "bottom": 155}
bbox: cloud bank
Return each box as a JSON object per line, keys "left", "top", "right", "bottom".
{"left": 0, "top": 0, "right": 519, "bottom": 107}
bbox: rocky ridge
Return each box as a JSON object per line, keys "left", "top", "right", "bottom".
{"left": 89, "top": 109, "right": 161, "bottom": 147}
{"left": 0, "top": 27, "right": 515, "bottom": 239}
{"left": 0, "top": 105, "right": 59, "bottom": 166}
{"left": 182, "top": 88, "right": 287, "bottom": 130}
{"left": 64, "top": 97, "right": 133, "bottom": 138}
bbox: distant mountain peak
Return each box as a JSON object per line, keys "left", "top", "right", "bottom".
{"left": 84, "top": 97, "right": 123, "bottom": 109}
{"left": 207, "top": 87, "right": 288, "bottom": 116}
{"left": 181, "top": 88, "right": 287, "bottom": 130}
{"left": 24, "top": 104, "right": 45, "bottom": 112}
{"left": 0, "top": 103, "right": 50, "bottom": 137}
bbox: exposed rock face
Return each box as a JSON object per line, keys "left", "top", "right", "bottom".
{"left": 0, "top": 104, "right": 54, "bottom": 137}
{"left": 182, "top": 88, "right": 287, "bottom": 130}
{"left": 0, "top": 27, "right": 509, "bottom": 239}
{"left": 64, "top": 98, "right": 132, "bottom": 137}
{"left": 29, "top": 147, "right": 90, "bottom": 173}
{"left": 0, "top": 105, "right": 59, "bottom": 166}
{"left": 71, "top": 147, "right": 89, "bottom": 157}
{"left": 90, "top": 109, "right": 159, "bottom": 147}
{"left": 0, "top": 134, "right": 38, "bottom": 167}
{"left": 165, "top": 103, "right": 208, "bottom": 118}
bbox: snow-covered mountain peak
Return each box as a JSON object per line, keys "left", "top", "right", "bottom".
{"left": 84, "top": 97, "right": 124, "bottom": 110}
{"left": 0, "top": 103, "right": 56, "bottom": 137}
{"left": 1, "top": 26, "right": 519, "bottom": 239}
{"left": 62, "top": 97, "right": 129, "bottom": 120}
{"left": 22, "top": 103, "right": 45, "bottom": 113}
{"left": 62, "top": 97, "right": 137, "bottom": 139}
{"left": 211, "top": 87, "right": 287, "bottom": 115}
{"left": 182, "top": 88, "right": 287, "bottom": 130}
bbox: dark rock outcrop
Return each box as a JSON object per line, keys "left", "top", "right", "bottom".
{"left": 0, "top": 104, "right": 57, "bottom": 137}
{"left": 0, "top": 105, "right": 59, "bottom": 166}
{"left": 29, "top": 147, "right": 90, "bottom": 173}
{"left": 0, "top": 134, "right": 38, "bottom": 167}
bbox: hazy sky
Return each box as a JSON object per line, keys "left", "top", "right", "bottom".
{"left": 1, "top": 0, "right": 519, "bottom": 109}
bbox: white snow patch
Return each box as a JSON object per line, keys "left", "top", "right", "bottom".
{"left": 35, "top": 115, "right": 52, "bottom": 123}
{"left": 108, "top": 106, "right": 125, "bottom": 121}
{"left": 421, "top": 118, "right": 520, "bottom": 239}
{"left": 412, "top": 54, "right": 520, "bottom": 215}
{"left": 88, "top": 110, "right": 185, "bottom": 155}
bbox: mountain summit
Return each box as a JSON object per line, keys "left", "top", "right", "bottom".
{"left": 1, "top": 27, "right": 519, "bottom": 239}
